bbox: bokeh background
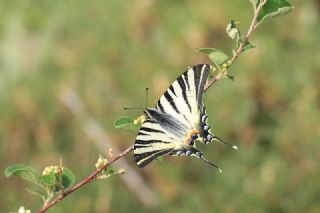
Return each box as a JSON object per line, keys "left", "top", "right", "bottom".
{"left": 1, "top": 0, "right": 319, "bottom": 212}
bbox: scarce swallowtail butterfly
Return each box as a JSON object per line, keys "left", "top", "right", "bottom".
{"left": 134, "top": 64, "right": 236, "bottom": 171}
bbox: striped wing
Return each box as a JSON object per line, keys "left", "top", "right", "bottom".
{"left": 134, "top": 119, "right": 176, "bottom": 167}
{"left": 155, "top": 64, "right": 210, "bottom": 129}
{"left": 134, "top": 116, "right": 220, "bottom": 169}
{"left": 154, "top": 64, "right": 219, "bottom": 144}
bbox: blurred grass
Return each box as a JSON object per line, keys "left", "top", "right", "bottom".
{"left": 1, "top": 0, "right": 320, "bottom": 212}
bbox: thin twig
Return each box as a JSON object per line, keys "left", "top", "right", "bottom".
{"left": 37, "top": 146, "right": 134, "bottom": 213}
{"left": 204, "top": 0, "right": 267, "bottom": 91}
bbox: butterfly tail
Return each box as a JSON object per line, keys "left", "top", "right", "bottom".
{"left": 171, "top": 146, "right": 222, "bottom": 172}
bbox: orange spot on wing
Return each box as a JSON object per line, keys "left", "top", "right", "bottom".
{"left": 184, "top": 129, "right": 200, "bottom": 145}
{"left": 190, "top": 129, "right": 199, "bottom": 135}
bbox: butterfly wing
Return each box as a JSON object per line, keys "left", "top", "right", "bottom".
{"left": 155, "top": 64, "right": 221, "bottom": 144}
{"left": 155, "top": 64, "right": 210, "bottom": 129}
{"left": 134, "top": 111, "right": 220, "bottom": 169}
{"left": 134, "top": 118, "right": 176, "bottom": 167}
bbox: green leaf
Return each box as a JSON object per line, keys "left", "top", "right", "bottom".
{"left": 197, "top": 48, "right": 229, "bottom": 66}
{"left": 227, "top": 75, "right": 235, "bottom": 81}
{"left": 4, "top": 164, "right": 39, "bottom": 184}
{"left": 60, "top": 167, "right": 75, "bottom": 190}
{"left": 209, "top": 66, "right": 217, "bottom": 78}
{"left": 242, "top": 40, "right": 255, "bottom": 52}
{"left": 255, "top": 0, "right": 294, "bottom": 26}
{"left": 114, "top": 116, "right": 134, "bottom": 128}
{"left": 39, "top": 173, "right": 56, "bottom": 186}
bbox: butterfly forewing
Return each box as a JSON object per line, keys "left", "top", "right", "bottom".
{"left": 155, "top": 64, "right": 210, "bottom": 128}
{"left": 134, "top": 119, "right": 176, "bottom": 167}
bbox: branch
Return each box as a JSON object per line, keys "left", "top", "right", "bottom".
{"left": 37, "top": 145, "right": 134, "bottom": 213}
{"left": 204, "top": 0, "right": 267, "bottom": 91}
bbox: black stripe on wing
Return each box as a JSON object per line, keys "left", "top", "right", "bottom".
{"left": 139, "top": 127, "right": 165, "bottom": 134}
{"left": 163, "top": 91, "right": 180, "bottom": 114}
{"left": 137, "top": 132, "right": 149, "bottom": 136}
{"left": 134, "top": 144, "right": 152, "bottom": 148}
{"left": 135, "top": 139, "right": 172, "bottom": 144}
{"left": 183, "top": 71, "right": 190, "bottom": 90}
{"left": 177, "top": 74, "right": 192, "bottom": 113}
{"left": 134, "top": 148, "right": 173, "bottom": 167}
{"left": 193, "top": 64, "right": 210, "bottom": 108}
{"left": 169, "top": 85, "right": 177, "bottom": 96}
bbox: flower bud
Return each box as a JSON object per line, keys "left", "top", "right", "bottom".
{"left": 18, "top": 206, "right": 31, "bottom": 213}
{"left": 42, "top": 165, "right": 63, "bottom": 176}
{"left": 95, "top": 155, "right": 108, "bottom": 169}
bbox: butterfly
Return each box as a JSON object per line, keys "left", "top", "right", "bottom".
{"left": 133, "top": 64, "right": 236, "bottom": 171}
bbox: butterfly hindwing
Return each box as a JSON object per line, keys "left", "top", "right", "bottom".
{"left": 199, "top": 106, "right": 222, "bottom": 144}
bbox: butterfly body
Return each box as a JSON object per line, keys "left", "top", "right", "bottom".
{"left": 134, "top": 64, "right": 223, "bottom": 169}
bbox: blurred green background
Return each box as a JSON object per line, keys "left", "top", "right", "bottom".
{"left": 1, "top": 0, "right": 319, "bottom": 212}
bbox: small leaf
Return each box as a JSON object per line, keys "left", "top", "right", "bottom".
{"left": 39, "top": 173, "right": 56, "bottom": 186}
{"left": 114, "top": 116, "right": 134, "bottom": 128}
{"left": 227, "top": 75, "right": 235, "bottom": 81}
{"left": 60, "top": 167, "right": 75, "bottom": 190}
{"left": 242, "top": 40, "right": 255, "bottom": 52}
{"left": 255, "top": 0, "right": 294, "bottom": 26}
{"left": 197, "top": 48, "right": 229, "bottom": 66}
{"left": 4, "top": 164, "right": 39, "bottom": 184}
{"left": 226, "top": 20, "right": 241, "bottom": 41}
{"left": 209, "top": 66, "right": 217, "bottom": 78}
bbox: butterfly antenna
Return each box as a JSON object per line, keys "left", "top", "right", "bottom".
{"left": 123, "top": 88, "right": 149, "bottom": 111}
{"left": 214, "top": 135, "right": 238, "bottom": 150}
{"left": 199, "top": 155, "right": 222, "bottom": 173}
{"left": 123, "top": 107, "right": 145, "bottom": 110}
{"left": 145, "top": 87, "right": 149, "bottom": 109}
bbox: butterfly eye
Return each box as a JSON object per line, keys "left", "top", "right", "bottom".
{"left": 191, "top": 134, "right": 198, "bottom": 140}
{"left": 186, "top": 150, "right": 192, "bottom": 156}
